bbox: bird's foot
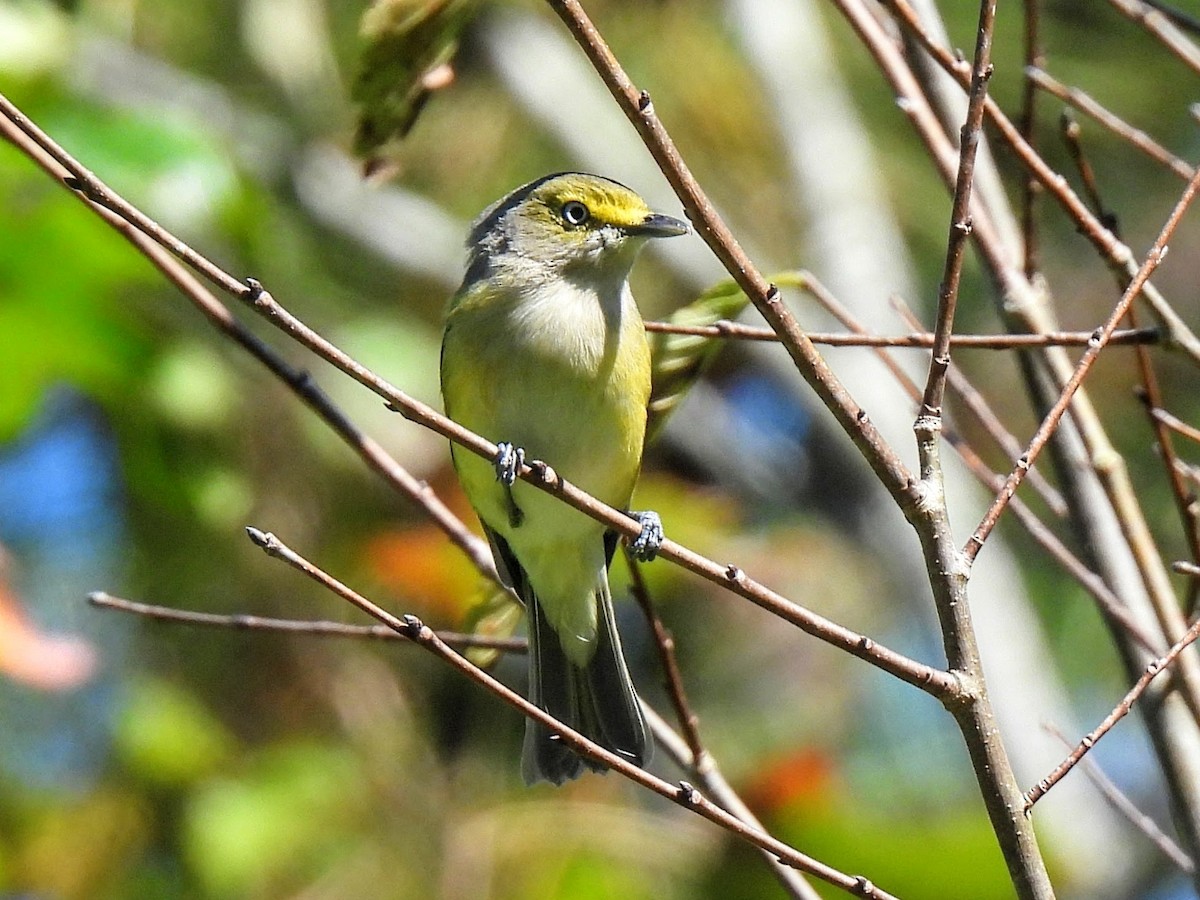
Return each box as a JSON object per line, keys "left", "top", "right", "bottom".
{"left": 494, "top": 441, "right": 525, "bottom": 487}
{"left": 629, "top": 510, "right": 664, "bottom": 562}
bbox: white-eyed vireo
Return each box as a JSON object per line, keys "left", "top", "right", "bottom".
{"left": 440, "top": 172, "right": 689, "bottom": 784}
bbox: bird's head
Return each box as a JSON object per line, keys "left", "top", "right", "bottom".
{"left": 465, "top": 172, "right": 689, "bottom": 284}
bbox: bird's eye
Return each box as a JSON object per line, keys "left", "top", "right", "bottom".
{"left": 561, "top": 200, "right": 590, "bottom": 226}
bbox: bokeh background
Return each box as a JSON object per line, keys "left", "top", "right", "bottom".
{"left": 2, "top": 0, "right": 1200, "bottom": 897}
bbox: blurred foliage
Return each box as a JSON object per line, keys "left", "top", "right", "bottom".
{"left": 1, "top": 0, "right": 1199, "bottom": 898}
{"left": 352, "top": 0, "right": 483, "bottom": 173}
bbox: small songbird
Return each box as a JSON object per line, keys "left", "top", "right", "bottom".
{"left": 440, "top": 173, "right": 689, "bottom": 784}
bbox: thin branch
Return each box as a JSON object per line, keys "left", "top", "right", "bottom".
{"left": 546, "top": 2, "right": 1052, "bottom": 891}
{"left": 1025, "top": 614, "right": 1200, "bottom": 809}
{"left": 0, "top": 99, "right": 498, "bottom": 584}
{"left": 86, "top": 591, "right": 526, "bottom": 652}
{"left": 823, "top": 288, "right": 1160, "bottom": 655}
{"left": 1019, "top": 0, "right": 1044, "bottom": 278}
{"left": 1042, "top": 722, "right": 1194, "bottom": 874}
{"left": 1059, "top": 113, "right": 1121, "bottom": 235}
{"left": 1106, "top": 0, "right": 1200, "bottom": 75}
{"left": 1028, "top": 67, "right": 1194, "bottom": 181}
{"left": 623, "top": 548, "right": 705, "bottom": 762}
{"left": 243, "top": 526, "right": 901, "bottom": 899}
{"left": 876, "top": 309, "right": 1162, "bottom": 655}
{"left": 1132, "top": 365, "right": 1200, "bottom": 616}
{"left": 643, "top": 320, "right": 1159, "bottom": 349}
{"left": 918, "top": 0, "right": 996, "bottom": 421}
{"left": 887, "top": 298, "right": 1068, "bottom": 519}
{"left": 1153, "top": 408, "right": 1200, "bottom": 446}
{"left": 644, "top": 707, "right": 823, "bottom": 900}
{"left": 244, "top": 281, "right": 954, "bottom": 696}
{"left": 1142, "top": 0, "right": 1200, "bottom": 35}
{"left": 94, "top": 589, "right": 819, "bottom": 899}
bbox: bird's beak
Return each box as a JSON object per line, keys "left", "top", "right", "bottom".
{"left": 629, "top": 212, "right": 690, "bottom": 238}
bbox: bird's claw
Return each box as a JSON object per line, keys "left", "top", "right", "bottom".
{"left": 629, "top": 510, "right": 664, "bottom": 561}
{"left": 495, "top": 441, "right": 525, "bottom": 487}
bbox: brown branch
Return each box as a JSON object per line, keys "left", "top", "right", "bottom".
{"left": 1106, "top": 0, "right": 1200, "bottom": 74}
{"left": 623, "top": 548, "right": 705, "bottom": 762}
{"left": 0, "top": 95, "right": 498, "bottom": 585}
{"left": 1019, "top": 0, "right": 1044, "bottom": 278}
{"left": 543, "top": 3, "right": 1057, "bottom": 892}
{"left": 887, "top": 297, "right": 1067, "bottom": 519}
{"left": 643, "top": 707, "right": 823, "bottom": 900}
{"left": 1133, "top": 358, "right": 1200, "bottom": 616}
{"left": 822, "top": 287, "right": 1160, "bottom": 654}
{"left": 86, "top": 591, "right": 526, "bottom": 652}
{"left": 244, "top": 526, "right": 901, "bottom": 899}
{"left": 1025, "top": 614, "right": 1200, "bottom": 809}
{"left": 1042, "top": 722, "right": 1194, "bottom": 874}
{"left": 1153, "top": 408, "right": 1200, "bottom": 446}
{"left": 1059, "top": 113, "right": 1121, "bottom": 235}
{"left": 1143, "top": 0, "right": 1200, "bottom": 34}
{"left": 244, "top": 282, "right": 955, "bottom": 696}
{"left": 918, "top": 0, "right": 996, "bottom": 421}
{"left": 643, "top": 320, "right": 1159, "bottom": 349}
{"left": 1028, "top": 67, "right": 1194, "bottom": 181}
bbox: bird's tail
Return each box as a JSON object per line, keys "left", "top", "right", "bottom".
{"left": 521, "top": 580, "right": 652, "bottom": 785}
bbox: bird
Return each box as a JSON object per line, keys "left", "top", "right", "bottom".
{"left": 440, "top": 172, "right": 689, "bottom": 784}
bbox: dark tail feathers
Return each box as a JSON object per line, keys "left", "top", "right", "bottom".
{"left": 521, "top": 584, "right": 652, "bottom": 785}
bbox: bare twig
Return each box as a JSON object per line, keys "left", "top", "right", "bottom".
{"left": 1133, "top": 364, "right": 1200, "bottom": 615}
{"left": 87, "top": 591, "right": 526, "bottom": 652}
{"left": 1106, "top": 0, "right": 1200, "bottom": 74}
{"left": 0, "top": 98, "right": 498, "bottom": 584}
{"left": 1143, "top": 0, "right": 1200, "bottom": 34}
{"left": 883, "top": 0, "right": 1200, "bottom": 363}
{"left": 1026, "top": 614, "right": 1200, "bottom": 808}
{"left": 644, "top": 707, "right": 823, "bottom": 900}
{"left": 918, "top": 0, "right": 995, "bottom": 421}
{"left": 548, "top": 2, "right": 1056, "bottom": 894}
{"left": 1019, "top": 0, "right": 1044, "bottom": 278}
{"left": 1042, "top": 722, "right": 1194, "bottom": 874}
{"left": 824, "top": 285, "right": 1159, "bottom": 655}
{"left": 1153, "top": 408, "right": 1200, "bottom": 446}
{"left": 643, "top": 320, "right": 1159, "bottom": 349}
{"left": 1060, "top": 114, "right": 1121, "bottom": 235}
{"left": 887, "top": 298, "right": 1068, "bottom": 519}
{"left": 1028, "top": 67, "right": 1194, "bottom": 181}
{"left": 623, "top": 548, "right": 705, "bottom": 762}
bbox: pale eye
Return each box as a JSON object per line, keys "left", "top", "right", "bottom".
{"left": 561, "top": 200, "right": 590, "bottom": 226}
